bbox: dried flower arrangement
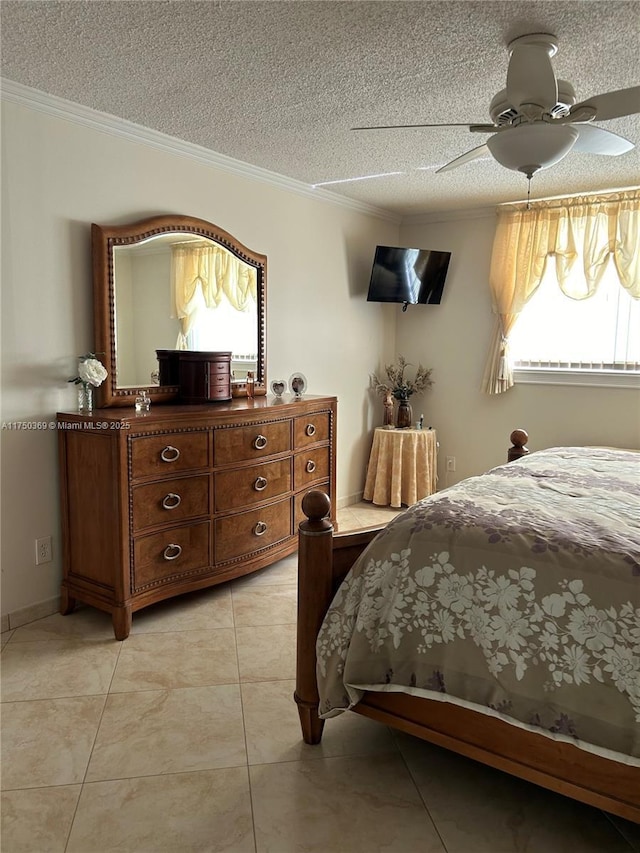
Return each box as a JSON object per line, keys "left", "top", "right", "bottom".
{"left": 371, "top": 355, "right": 433, "bottom": 401}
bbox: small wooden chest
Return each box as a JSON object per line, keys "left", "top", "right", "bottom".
{"left": 177, "top": 351, "right": 232, "bottom": 403}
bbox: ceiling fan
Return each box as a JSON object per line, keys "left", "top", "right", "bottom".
{"left": 354, "top": 34, "right": 640, "bottom": 179}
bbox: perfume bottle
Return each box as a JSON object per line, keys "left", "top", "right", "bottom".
{"left": 246, "top": 371, "right": 255, "bottom": 399}
{"left": 135, "top": 389, "right": 151, "bottom": 413}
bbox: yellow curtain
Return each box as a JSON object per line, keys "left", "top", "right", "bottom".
{"left": 482, "top": 188, "right": 640, "bottom": 395}
{"left": 171, "top": 243, "right": 257, "bottom": 347}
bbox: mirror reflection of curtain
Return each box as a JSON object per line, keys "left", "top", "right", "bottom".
{"left": 171, "top": 242, "right": 257, "bottom": 349}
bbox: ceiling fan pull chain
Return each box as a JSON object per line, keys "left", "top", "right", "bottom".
{"left": 527, "top": 175, "right": 532, "bottom": 210}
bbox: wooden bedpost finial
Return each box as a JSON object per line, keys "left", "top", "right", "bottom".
{"left": 508, "top": 429, "right": 530, "bottom": 462}
{"left": 301, "top": 490, "right": 332, "bottom": 531}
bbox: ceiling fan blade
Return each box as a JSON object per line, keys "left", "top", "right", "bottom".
{"left": 573, "top": 124, "right": 635, "bottom": 156}
{"left": 570, "top": 86, "right": 640, "bottom": 121}
{"left": 436, "top": 143, "right": 491, "bottom": 174}
{"left": 506, "top": 42, "right": 558, "bottom": 112}
{"left": 351, "top": 122, "right": 494, "bottom": 131}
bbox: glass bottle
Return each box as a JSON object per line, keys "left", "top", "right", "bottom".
{"left": 246, "top": 371, "right": 255, "bottom": 399}
{"left": 135, "top": 389, "right": 151, "bottom": 413}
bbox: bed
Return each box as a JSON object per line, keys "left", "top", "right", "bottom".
{"left": 294, "top": 432, "right": 640, "bottom": 823}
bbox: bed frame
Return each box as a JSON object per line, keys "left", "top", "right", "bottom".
{"left": 294, "top": 432, "right": 640, "bottom": 823}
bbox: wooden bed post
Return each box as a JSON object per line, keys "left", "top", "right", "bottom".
{"left": 295, "top": 490, "right": 334, "bottom": 744}
{"left": 508, "top": 428, "right": 529, "bottom": 462}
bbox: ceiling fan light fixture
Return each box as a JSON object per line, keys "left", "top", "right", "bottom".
{"left": 487, "top": 123, "right": 579, "bottom": 175}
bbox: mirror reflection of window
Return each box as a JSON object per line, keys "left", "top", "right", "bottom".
{"left": 172, "top": 241, "right": 258, "bottom": 379}
{"left": 113, "top": 234, "right": 259, "bottom": 388}
{"left": 185, "top": 293, "right": 257, "bottom": 377}
{"left": 403, "top": 249, "right": 420, "bottom": 302}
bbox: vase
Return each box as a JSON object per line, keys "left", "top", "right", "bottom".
{"left": 396, "top": 398, "right": 412, "bottom": 429}
{"left": 77, "top": 383, "right": 94, "bottom": 413}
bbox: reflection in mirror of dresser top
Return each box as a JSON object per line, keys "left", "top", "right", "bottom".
{"left": 57, "top": 395, "right": 337, "bottom": 639}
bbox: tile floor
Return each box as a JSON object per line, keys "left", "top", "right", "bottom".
{"left": 2, "top": 502, "right": 639, "bottom": 852}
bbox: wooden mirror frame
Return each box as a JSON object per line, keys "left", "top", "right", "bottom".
{"left": 93, "top": 214, "right": 267, "bottom": 407}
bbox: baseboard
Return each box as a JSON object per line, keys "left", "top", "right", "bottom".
{"left": 2, "top": 596, "right": 60, "bottom": 632}
{"left": 0, "top": 500, "right": 364, "bottom": 631}
{"left": 336, "top": 492, "right": 364, "bottom": 510}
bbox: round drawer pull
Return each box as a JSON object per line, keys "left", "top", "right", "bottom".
{"left": 254, "top": 476, "right": 268, "bottom": 491}
{"left": 160, "top": 445, "right": 180, "bottom": 463}
{"left": 253, "top": 434, "right": 268, "bottom": 450}
{"left": 163, "top": 543, "right": 182, "bottom": 561}
{"left": 305, "top": 424, "right": 316, "bottom": 437}
{"left": 305, "top": 460, "right": 316, "bottom": 473}
{"left": 254, "top": 521, "right": 268, "bottom": 536}
{"left": 162, "top": 493, "right": 182, "bottom": 510}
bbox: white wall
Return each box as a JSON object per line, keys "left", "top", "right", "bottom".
{"left": 399, "top": 213, "right": 640, "bottom": 487}
{"left": 0, "top": 97, "right": 398, "bottom": 619}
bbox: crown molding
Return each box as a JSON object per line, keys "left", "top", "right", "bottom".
{"left": 402, "top": 185, "right": 640, "bottom": 226}
{"left": 402, "top": 205, "right": 497, "bottom": 227}
{"left": 1, "top": 78, "right": 401, "bottom": 224}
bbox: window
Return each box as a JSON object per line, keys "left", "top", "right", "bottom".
{"left": 482, "top": 189, "right": 640, "bottom": 394}
{"left": 510, "top": 257, "right": 640, "bottom": 386}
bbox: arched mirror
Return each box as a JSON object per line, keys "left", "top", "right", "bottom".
{"left": 93, "top": 215, "right": 266, "bottom": 407}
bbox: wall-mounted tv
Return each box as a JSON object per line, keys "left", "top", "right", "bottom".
{"left": 367, "top": 245, "right": 451, "bottom": 311}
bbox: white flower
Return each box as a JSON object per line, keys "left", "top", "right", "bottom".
{"left": 462, "top": 605, "right": 492, "bottom": 648}
{"left": 561, "top": 644, "right": 591, "bottom": 686}
{"left": 432, "top": 609, "right": 457, "bottom": 643}
{"left": 601, "top": 646, "right": 640, "bottom": 696}
{"left": 435, "top": 573, "right": 473, "bottom": 613}
{"left": 70, "top": 353, "right": 108, "bottom": 388}
{"left": 567, "top": 606, "right": 615, "bottom": 651}
{"left": 489, "top": 609, "right": 531, "bottom": 651}
{"left": 78, "top": 357, "right": 107, "bottom": 387}
{"left": 483, "top": 575, "right": 521, "bottom": 612}
{"left": 539, "top": 626, "right": 560, "bottom": 652}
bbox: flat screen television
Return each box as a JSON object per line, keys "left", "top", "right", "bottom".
{"left": 367, "top": 245, "right": 451, "bottom": 310}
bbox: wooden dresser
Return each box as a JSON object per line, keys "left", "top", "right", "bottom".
{"left": 57, "top": 395, "right": 337, "bottom": 639}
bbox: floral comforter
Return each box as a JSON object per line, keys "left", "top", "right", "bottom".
{"left": 317, "top": 447, "right": 640, "bottom": 762}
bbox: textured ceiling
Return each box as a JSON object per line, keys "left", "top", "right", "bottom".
{"left": 1, "top": 1, "right": 639, "bottom": 217}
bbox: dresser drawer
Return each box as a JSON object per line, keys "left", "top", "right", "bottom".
{"left": 131, "top": 432, "right": 209, "bottom": 480}
{"left": 294, "top": 413, "right": 330, "bottom": 449}
{"left": 215, "top": 498, "right": 292, "bottom": 563}
{"left": 133, "top": 522, "right": 211, "bottom": 590}
{"left": 214, "top": 420, "right": 290, "bottom": 465}
{"left": 132, "top": 475, "right": 210, "bottom": 533}
{"left": 294, "top": 447, "right": 330, "bottom": 490}
{"left": 215, "top": 459, "right": 291, "bottom": 512}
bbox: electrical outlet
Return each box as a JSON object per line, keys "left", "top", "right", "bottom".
{"left": 35, "top": 536, "right": 52, "bottom": 565}
{"left": 446, "top": 456, "right": 456, "bottom": 472}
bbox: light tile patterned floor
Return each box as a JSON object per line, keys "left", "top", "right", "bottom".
{"left": 1, "top": 502, "right": 638, "bottom": 852}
